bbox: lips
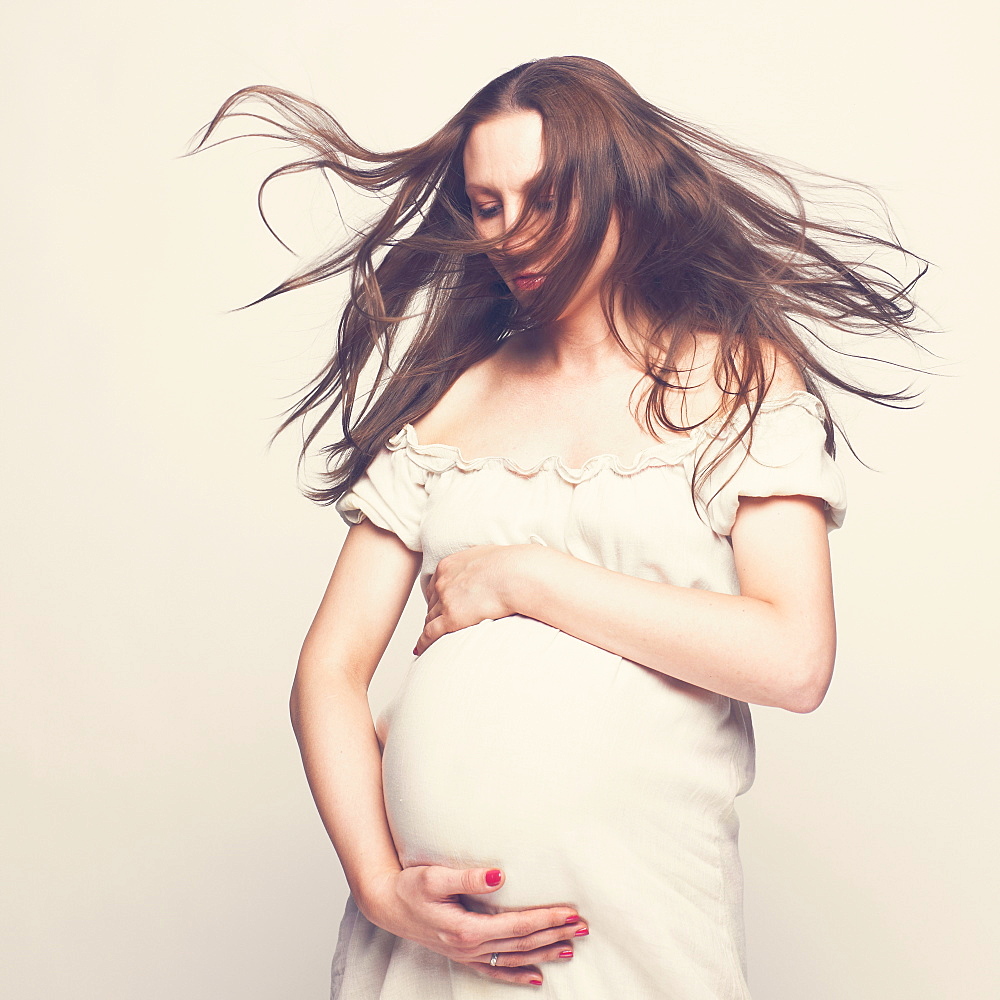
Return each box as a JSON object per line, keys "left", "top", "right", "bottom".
{"left": 512, "top": 273, "right": 545, "bottom": 291}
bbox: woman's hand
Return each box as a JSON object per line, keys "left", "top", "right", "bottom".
{"left": 362, "top": 865, "right": 587, "bottom": 987}
{"left": 415, "top": 544, "right": 542, "bottom": 655}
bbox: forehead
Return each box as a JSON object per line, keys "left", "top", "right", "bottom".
{"left": 462, "top": 110, "right": 545, "bottom": 195}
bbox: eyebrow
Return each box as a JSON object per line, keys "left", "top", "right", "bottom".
{"left": 463, "top": 181, "right": 551, "bottom": 197}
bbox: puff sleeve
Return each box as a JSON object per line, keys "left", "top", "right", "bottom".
{"left": 698, "top": 392, "right": 848, "bottom": 537}
{"left": 334, "top": 429, "right": 428, "bottom": 551}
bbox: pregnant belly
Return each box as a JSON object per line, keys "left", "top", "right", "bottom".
{"left": 378, "top": 616, "right": 751, "bottom": 910}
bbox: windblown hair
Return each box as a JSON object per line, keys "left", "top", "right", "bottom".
{"left": 189, "top": 55, "right": 934, "bottom": 511}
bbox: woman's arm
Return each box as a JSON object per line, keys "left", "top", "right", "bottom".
{"left": 290, "top": 519, "right": 588, "bottom": 987}
{"left": 417, "top": 493, "right": 835, "bottom": 713}
{"left": 290, "top": 520, "right": 418, "bottom": 905}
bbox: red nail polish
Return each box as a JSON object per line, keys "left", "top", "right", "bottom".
{"left": 559, "top": 949, "right": 573, "bottom": 958}
{"left": 564, "top": 915, "right": 579, "bottom": 924}
{"left": 485, "top": 868, "right": 502, "bottom": 886}
{"left": 529, "top": 979, "right": 542, "bottom": 986}
{"left": 574, "top": 926, "right": 589, "bottom": 936}
{"left": 412, "top": 646, "right": 419, "bottom": 656}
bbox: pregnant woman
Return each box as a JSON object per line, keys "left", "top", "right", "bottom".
{"left": 195, "top": 56, "right": 929, "bottom": 997}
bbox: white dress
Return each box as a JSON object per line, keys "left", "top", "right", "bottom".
{"left": 331, "top": 390, "right": 847, "bottom": 999}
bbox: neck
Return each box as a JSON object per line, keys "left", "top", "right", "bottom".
{"left": 524, "top": 297, "right": 647, "bottom": 379}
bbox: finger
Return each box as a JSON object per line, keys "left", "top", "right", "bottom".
{"left": 473, "top": 940, "right": 577, "bottom": 967}
{"left": 413, "top": 623, "right": 433, "bottom": 656}
{"left": 458, "top": 905, "right": 583, "bottom": 945}
{"left": 414, "top": 615, "right": 450, "bottom": 655}
{"left": 424, "top": 866, "right": 580, "bottom": 934}
{"left": 426, "top": 865, "right": 507, "bottom": 896}
{"left": 413, "top": 617, "right": 437, "bottom": 655}
{"left": 463, "top": 959, "right": 544, "bottom": 988}
{"left": 481, "top": 919, "right": 589, "bottom": 955}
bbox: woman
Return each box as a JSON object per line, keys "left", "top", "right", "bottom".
{"left": 194, "top": 56, "right": 930, "bottom": 997}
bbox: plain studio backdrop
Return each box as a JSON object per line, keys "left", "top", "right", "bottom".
{"left": 3, "top": 1, "right": 996, "bottom": 997}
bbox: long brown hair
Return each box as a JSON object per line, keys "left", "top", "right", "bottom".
{"left": 188, "top": 55, "right": 935, "bottom": 510}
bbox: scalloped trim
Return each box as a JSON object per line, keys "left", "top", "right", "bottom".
{"left": 387, "top": 390, "right": 825, "bottom": 485}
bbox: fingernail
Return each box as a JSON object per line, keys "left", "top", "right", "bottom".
{"left": 412, "top": 646, "right": 419, "bottom": 656}
{"left": 485, "top": 869, "right": 502, "bottom": 886}
{"left": 574, "top": 926, "right": 589, "bottom": 936}
{"left": 529, "top": 979, "right": 542, "bottom": 986}
{"left": 559, "top": 949, "right": 573, "bottom": 958}
{"left": 564, "top": 915, "right": 579, "bottom": 924}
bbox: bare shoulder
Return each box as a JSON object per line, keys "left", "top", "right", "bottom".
{"left": 650, "top": 332, "right": 808, "bottom": 428}
{"left": 408, "top": 347, "right": 506, "bottom": 441}
{"left": 759, "top": 340, "right": 807, "bottom": 398}
{"left": 685, "top": 332, "right": 806, "bottom": 404}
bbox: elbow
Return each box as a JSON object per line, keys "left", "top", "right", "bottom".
{"left": 778, "top": 651, "right": 835, "bottom": 714}
{"left": 288, "top": 659, "right": 364, "bottom": 736}
{"left": 783, "top": 683, "right": 826, "bottom": 715}
{"left": 288, "top": 663, "right": 314, "bottom": 737}
{"left": 289, "top": 680, "right": 304, "bottom": 736}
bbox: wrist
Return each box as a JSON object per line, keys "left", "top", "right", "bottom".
{"left": 508, "top": 544, "right": 554, "bottom": 619}
{"left": 353, "top": 866, "right": 403, "bottom": 928}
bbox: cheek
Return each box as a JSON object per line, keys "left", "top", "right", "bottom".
{"left": 588, "top": 227, "right": 620, "bottom": 280}
{"left": 474, "top": 219, "right": 508, "bottom": 256}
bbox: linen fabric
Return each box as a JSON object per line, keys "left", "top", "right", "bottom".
{"left": 330, "top": 390, "right": 847, "bottom": 999}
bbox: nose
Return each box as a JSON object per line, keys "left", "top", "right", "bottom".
{"left": 496, "top": 199, "right": 541, "bottom": 258}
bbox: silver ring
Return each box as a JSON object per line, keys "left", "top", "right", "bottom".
{"left": 490, "top": 953, "right": 499, "bottom": 967}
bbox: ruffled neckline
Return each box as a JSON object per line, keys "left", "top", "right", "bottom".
{"left": 387, "top": 390, "right": 824, "bottom": 486}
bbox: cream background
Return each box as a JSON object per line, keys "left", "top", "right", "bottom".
{"left": 3, "top": 1, "right": 996, "bottom": 997}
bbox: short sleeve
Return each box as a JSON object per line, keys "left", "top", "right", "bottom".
{"left": 334, "top": 429, "right": 428, "bottom": 551}
{"left": 698, "top": 392, "right": 848, "bottom": 537}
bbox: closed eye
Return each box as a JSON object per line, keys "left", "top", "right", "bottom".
{"left": 472, "top": 198, "right": 554, "bottom": 221}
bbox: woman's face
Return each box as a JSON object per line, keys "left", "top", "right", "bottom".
{"left": 462, "top": 110, "right": 619, "bottom": 314}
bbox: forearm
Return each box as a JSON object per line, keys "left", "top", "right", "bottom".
{"left": 516, "top": 548, "right": 828, "bottom": 712}
{"left": 289, "top": 671, "right": 401, "bottom": 917}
